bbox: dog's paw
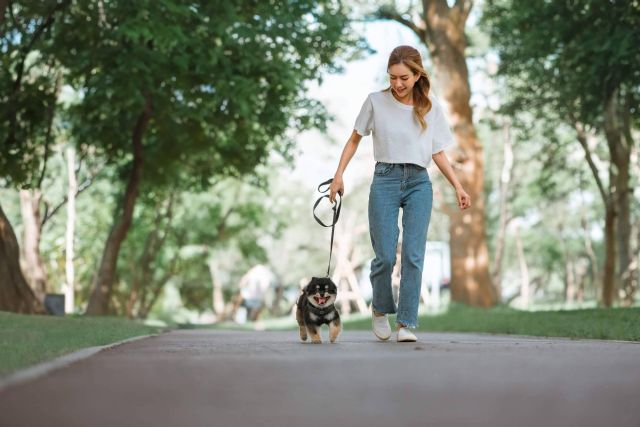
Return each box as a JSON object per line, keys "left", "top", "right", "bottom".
{"left": 311, "top": 339, "right": 322, "bottom": 344}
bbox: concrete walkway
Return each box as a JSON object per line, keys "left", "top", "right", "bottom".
{"left": 1, "top": 329, "right": 639, "bottom": 427}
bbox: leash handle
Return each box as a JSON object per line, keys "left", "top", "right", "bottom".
{"left": 312, "top": 178, "right": 341, "bottom": 277}
{"left": 312, "top": 181, "right": 341, "bottom": 227}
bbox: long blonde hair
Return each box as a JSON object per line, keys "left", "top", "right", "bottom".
{"left": 385, "top": 45, "right": 432, "bottom": 131}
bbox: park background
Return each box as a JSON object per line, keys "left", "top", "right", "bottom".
{"left": 1, "top": 0, "right": 639, "bottom": 372}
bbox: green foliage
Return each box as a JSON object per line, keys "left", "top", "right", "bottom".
{"left": 132, "top": 177, "right": 285, "bottom": 313}
{"left": 48, "top": 0, "right": 362, "bottom": 188}
{"left": 482, "top": 0, "right": 640, "bottom": 125}
{"left": 478, "top": 0, "right": 640, "bottom": 300}
{"left": 0, "top": 1, "right": 69, "bottom": 187}
{"left": 2, "top": 0, "right": 366, "bottom": 188}
{"left": 477, "top": 104, "right": 604, "bottom": 300}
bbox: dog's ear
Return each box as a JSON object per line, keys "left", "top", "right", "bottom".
{"left": 306, "top": 277, "right": 323, "bottom": 293}
{"left": 326, "top": 279, "right": 338, "bottom": 293}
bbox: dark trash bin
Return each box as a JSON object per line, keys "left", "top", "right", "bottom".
{"left": 44, "top": 293, "right": 65, "bottom": 316}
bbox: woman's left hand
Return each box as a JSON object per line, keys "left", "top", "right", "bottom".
{"left": 455, "top": 187, "right": 471, "bottom": 210}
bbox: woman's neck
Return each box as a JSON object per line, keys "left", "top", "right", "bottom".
{"left": 391, "top": 89, "right": 413, "bottom": 106}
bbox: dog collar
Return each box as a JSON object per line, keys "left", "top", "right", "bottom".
{"left": 310, "top": 304, "right": 333, "bottom": 315}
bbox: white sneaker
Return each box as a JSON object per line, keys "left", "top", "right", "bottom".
{"left": 372, "top": 310, "right": 391, "bottom": 341}
{"left": 397, "top": 327, "right": 417, "bottom": 342}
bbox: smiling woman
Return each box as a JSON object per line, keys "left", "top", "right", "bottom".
{"left": 328, "top": 45, "right": 470, "bottom": 343}
{"left": 386, "top": 46, "right": 432, "bottom": 131}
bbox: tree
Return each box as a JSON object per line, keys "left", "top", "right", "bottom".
{"left": 0, "top": 1, "right": 69, "bottom": 313}
{"left": 375, "top": 0, "right": 498, "bottom": 307}
{"left": 483, "top": 0, "right": 640, "bottom": 306}
{"left": 43, "top": 0, "right": 361, "bottom": 315}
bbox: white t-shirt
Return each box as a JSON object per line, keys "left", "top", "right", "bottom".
{"left": 353, "top": 89, "right": 456, "bottom": 168}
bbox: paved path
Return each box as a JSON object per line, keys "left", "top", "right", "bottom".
{"left": 1, "top": 330, "right": 639, "bottom": 427}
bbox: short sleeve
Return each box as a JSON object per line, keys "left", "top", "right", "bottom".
{"left": 431, "top": 98, "right": 456, "bottom": 154}
{"left": 354, "top": 94, "right": 373, "bottom": 137}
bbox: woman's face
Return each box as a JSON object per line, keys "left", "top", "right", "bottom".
{"left": 388, "top": 62, "right": 420, "bottom": 98}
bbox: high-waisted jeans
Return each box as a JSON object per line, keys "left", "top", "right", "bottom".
{"left": 368, "top": 162, "right": 433, "bottom": 329}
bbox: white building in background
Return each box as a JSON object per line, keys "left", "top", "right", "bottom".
{"left": 422, "top": 241, "right": 451, "bottom": 309}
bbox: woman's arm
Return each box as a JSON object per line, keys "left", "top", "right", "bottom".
{"left": 432, "top": 150, "right": 471, "bottom": 210}
{"left": 329, "top": 130, "right": 362, "bottom": 203}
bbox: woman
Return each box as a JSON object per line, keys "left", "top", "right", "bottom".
{"left": 329, "top": 45, "right": 471, "bottom": 343}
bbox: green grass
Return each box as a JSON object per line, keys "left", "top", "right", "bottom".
{"left": 345, "top": 303, "right": 640, "bottom": 341}
{"left": 0, "top": 311, "right": 165, "bottom": 376}
{"left": 201, "top": 303, "right": 640, "bottom": 342}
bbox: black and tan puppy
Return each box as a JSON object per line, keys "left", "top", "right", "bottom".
{"left": 296, "top": 277, "right": 342, "bottom": 343}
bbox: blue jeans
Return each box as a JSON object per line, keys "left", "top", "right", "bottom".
{"left": 368, "top": 162, "right": 433, "bottom": 329}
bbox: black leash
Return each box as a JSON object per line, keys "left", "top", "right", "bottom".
{"left": 312, "top": 178, "right": 342, "bottom": 277}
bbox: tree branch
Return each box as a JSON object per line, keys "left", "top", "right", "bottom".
{"left": 41, "top": 165, "right": 104, "bottom": 227}
{"left": 573, "top": 121, "right": 607, "bottom": 205}
{"left": 0, "top": 0, "right": 8, "bottom": 27}
{"left": 454, "top": 0, "right": 473, "bottom": 21}
{"left": 36, "top": 72, "right": 61, "bottom": 189}
{"left": 375, "top": 4, "right": 427, "bottom": 42}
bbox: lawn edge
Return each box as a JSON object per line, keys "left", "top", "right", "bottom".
{"left": 418, "top": 330, "right": 640, "bottom": 344}
{"left": 0, "top": 332, "right": 163, "bottom": 392}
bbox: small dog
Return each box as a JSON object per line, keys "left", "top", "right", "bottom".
{"left": 296, "top": 277, "right": 342, "bottom": 343}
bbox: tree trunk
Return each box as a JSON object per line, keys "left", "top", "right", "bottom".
{"left": 0, "top": 204, "right": 45, "bottom": 313}
{"left": 85, "top": 95, "right": 152, "bottom": 315}
{"left": 580, "top": 214, "right": 599, "bottom": 295}
{"left": 626, "top": 218, "right": 640, "bottom": 306}
{"left": 513, "top": 223, "right": 530, "bottom": 309}
{"left": 378, "top": 0, "right": 497, "bottom": 307}
{"left": 19, "top": 190, "right": 48, "bottom": 302}
{"left": 602, "top": 201, "right": 617, "bottom": 307}
{"left": 491, "top": 119, "right": 514, "bottom": 295}
{"left": 598, "top": 87, "right": 633, "bottom": 307}
{"left": 138, "top": 282, "right": 165, "bottom": 319}
{"left": 423, "top": 0, "right": 497, "bottom": 307}
{"left": 558, "top": 223, "right": 576, "bottom": 304}
{"left": 623, "top": 144, "right": 640, "bottom": 305}
{"left": 126, "top": 228, "right": 158, "bottom": 318}
{"left": 603, "top": 88, "right": 632, "bottom": 305}
{"left": 573, "top": 122, "right": 619, "bottom": 307}
{"left": 208, "top": 258, "right": 226, "bottom": 317}
{"left": 64, "top": 146, "right": 77, "bottom": 313}
{"left": 577, "top": 168, "right": 599, "bottom": 298}
{"left": 564, "top": 255, "right": 576, "bottom": 305}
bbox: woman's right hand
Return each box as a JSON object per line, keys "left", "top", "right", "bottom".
{"left": 329, "top": 175, "right": 344, "bottom": 203}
